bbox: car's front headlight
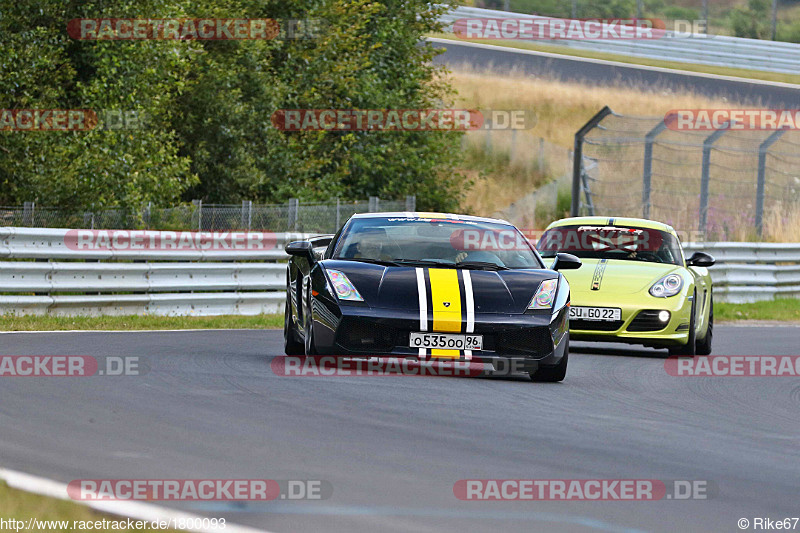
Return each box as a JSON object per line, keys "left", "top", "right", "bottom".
{"left": 528, "top": 278, "right": 558, "bottom": 309}
{"left": 326, "top": 269, "right": 364, "bottom": 301}
{"left": 649, "top": 273, "right": 683, "bottom": 298}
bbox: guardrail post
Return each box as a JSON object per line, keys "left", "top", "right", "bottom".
{"left": 288, "top": 198, "right": 299, "bottom": 231}
{"left": 699, "top": 129, "right": 727, "bottom": 234}
{"left": 571, "top": 106, "right": 612, "bottom": 216}
{"left": 22, "top": 202, "right": 34, "bottom": 226}
{"left": 405, "top": 195, "right": 416, "bottom": 212}
{"left": 642, "top": 121, "right": 667, "bottom": 219}
{"left": 756, "top": 129, "right": 786, "bottom": 237}
{"left": 369, "top": 196, "right": 379, "bottom": 212}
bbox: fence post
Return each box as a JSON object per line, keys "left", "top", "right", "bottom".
{"left": 699, "top": 129, "right": 727, "bottom": 234}
{"left": 22, "top": 201, "right": 34, "bottom": 226}
{"left": 335, "top": 198, "right": 341, "bottom": 229}
{"left": 405, "top": 195, "right": 416, "bottom": 212}
{"left": 143, "top": 202, "right": 152, "bottom": 229}
{"left": 192, "top": 199, "right": 202, "bottom": 231}
{"left": 241, "top": 200, "right": 252, "bottom": 230}
{"left": 288, "top": 198, "right": 299, "bottom": 232}
{"left": 369, "top": 196, "right": 379, "bottom": 212}
{"left": 756, "top": 129, "right": 786, "bottom": 236}
{"left": 572, "top": 106, "right": 612, "bottom": 216}
{"left": 642, "top": 121, "right": 667, "bottom": 219}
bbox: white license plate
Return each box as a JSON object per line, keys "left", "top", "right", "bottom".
{"left": 409, "top": 332, "right": 483, "bottom": 351}
{"left": 569, "top": 306, "right": 621, "bottom": 321}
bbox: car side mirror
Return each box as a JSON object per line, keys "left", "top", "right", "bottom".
{"left": 285, "top": 241, "right": 315, "bottom": 262}
{"left": 686, "top": 251, "right": 715, "bottom": 267}
{"left": 551, "top": 252, "right": 582, "bottom": 271}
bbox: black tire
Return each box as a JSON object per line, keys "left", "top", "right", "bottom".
{"left": 284, "top": 297, "right": 304, "bottom": 355}
{"left": 695, "top": 295, "right": 713, "bottom": 356}
{"left": 304, "top": 292, "right": 318, "bottom": 356}
{"left": 669, "top": 290, "right": 696, "bottom": 357}
{"left": 530, "top": 341, "right": 568, "bottom": 383}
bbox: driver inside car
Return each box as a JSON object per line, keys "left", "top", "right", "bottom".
{"left": 353, "top": 231, "right": 393, "bottom": 261}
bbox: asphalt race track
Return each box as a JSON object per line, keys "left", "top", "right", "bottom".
{"left": 1, "top": 326, "right": 799, "bottom": 532}
{"left": 432, "top": 38, "right": 800, "bottom": 108}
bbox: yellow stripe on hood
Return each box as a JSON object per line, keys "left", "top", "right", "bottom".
{"left": 428, "top": 268, "right": 462, "bottom": 358}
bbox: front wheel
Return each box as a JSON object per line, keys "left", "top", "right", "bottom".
{"left": 695, "top": 295, "right": 713, "bottom": 356}
{"left": 530, "top": 343, "right": 568, "bottom": 383}
{"left": 284, "top": 297, "right": 304, "bottom": 355}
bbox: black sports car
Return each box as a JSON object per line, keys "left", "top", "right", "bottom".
{"left": 283, "top": 213, "right": 581, "bottom": 382}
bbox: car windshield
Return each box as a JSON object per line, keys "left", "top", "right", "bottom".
{"left": 333, "top": 216, "right": 544, "bottom": 269}
{"left": 536, "top": 224, "right": 683, "bottom": 266}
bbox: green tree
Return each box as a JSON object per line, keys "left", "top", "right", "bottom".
{"left": 729, "top": 0, "right": 772, "bottom": 39}
{"left": 0, "top": 0, "right": 196, "bottom": 210}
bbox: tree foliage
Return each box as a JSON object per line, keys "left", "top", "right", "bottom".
{"left": 0, "top": 0, "right": 463, "bottom": 211}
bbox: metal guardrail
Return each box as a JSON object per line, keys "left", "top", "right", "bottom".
{"left": 440, "top": 6, "right": 800, "bottom": 75}
{"left": 0, "top": 228, "right": 317, "bottom": 317}
{"left": 0, "top": 228, "right": 796, "bottom": 316}
{"left": 684, "top": 243, "right": 800, "bottom": 303}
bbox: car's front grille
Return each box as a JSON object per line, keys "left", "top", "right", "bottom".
{"left": 496, "top": 329, "right": 552, "bottom": 356}
{"left": 627, "top": 310, "right": 669, "bottom": 332}
{"left": 569, "top": 319, "right": 623, "bottom": 332}
{"left": 337, "top": 319, "right": 397, "bottom": 352}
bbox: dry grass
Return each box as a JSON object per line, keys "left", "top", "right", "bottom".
{"left": 449, "top": 66, "right": 739, "bottom": 146}
{"left": 447, "top": 67, "right": 800, "bottom": 241}
{"left": 764, "top": 203, "right": 800, "bottom": 243}
{"left": 449, "top": 66, "right": 735, "bottom": 217}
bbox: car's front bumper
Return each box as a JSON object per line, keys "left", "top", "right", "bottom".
{"left": 310, "top": 300, "right": 569, "bottom": 372}
{"left": 568, "top": 293, "right": 693, "bottom": 348}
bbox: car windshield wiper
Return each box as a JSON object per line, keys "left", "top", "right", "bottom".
{"left": 455, "top": 261, "right": 509, "bottom": 271}
{"left": 337, "top": 257, "right": 400, "bottom": 266}
{"left": 391, "top": 259, "right": 455, "bottom": 268}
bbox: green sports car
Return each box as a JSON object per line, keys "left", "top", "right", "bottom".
{"left": 537, "top": 217, "right": 715, "bottom": 356}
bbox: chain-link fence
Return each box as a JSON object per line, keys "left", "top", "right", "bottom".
{"left": 572, "top": 108, "right": 800, "bottom": 241}
{"left": 0, "top": 197, "right": 414, "bottom": 233}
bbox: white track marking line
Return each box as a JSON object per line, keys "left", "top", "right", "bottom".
{"left": 416, "top": 267, "right": 428, "bottom": 358}
{"left": 0, "top": 468, "right": 272, "bottom": 533}
{"left": 462, "top": 270, "right": 474, "bottom": 361}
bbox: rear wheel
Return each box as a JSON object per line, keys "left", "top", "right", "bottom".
{"left": 669, "top": 290, "right": 696, "bottom": 357}
{"left": 696, "top": 295, "right": 713, "bottom": 356}
{"left": 284, "top": 297, "right": 304, "bottom": 355}
{"left": 530, "top": 341, "right": 568, "bottom": 383}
